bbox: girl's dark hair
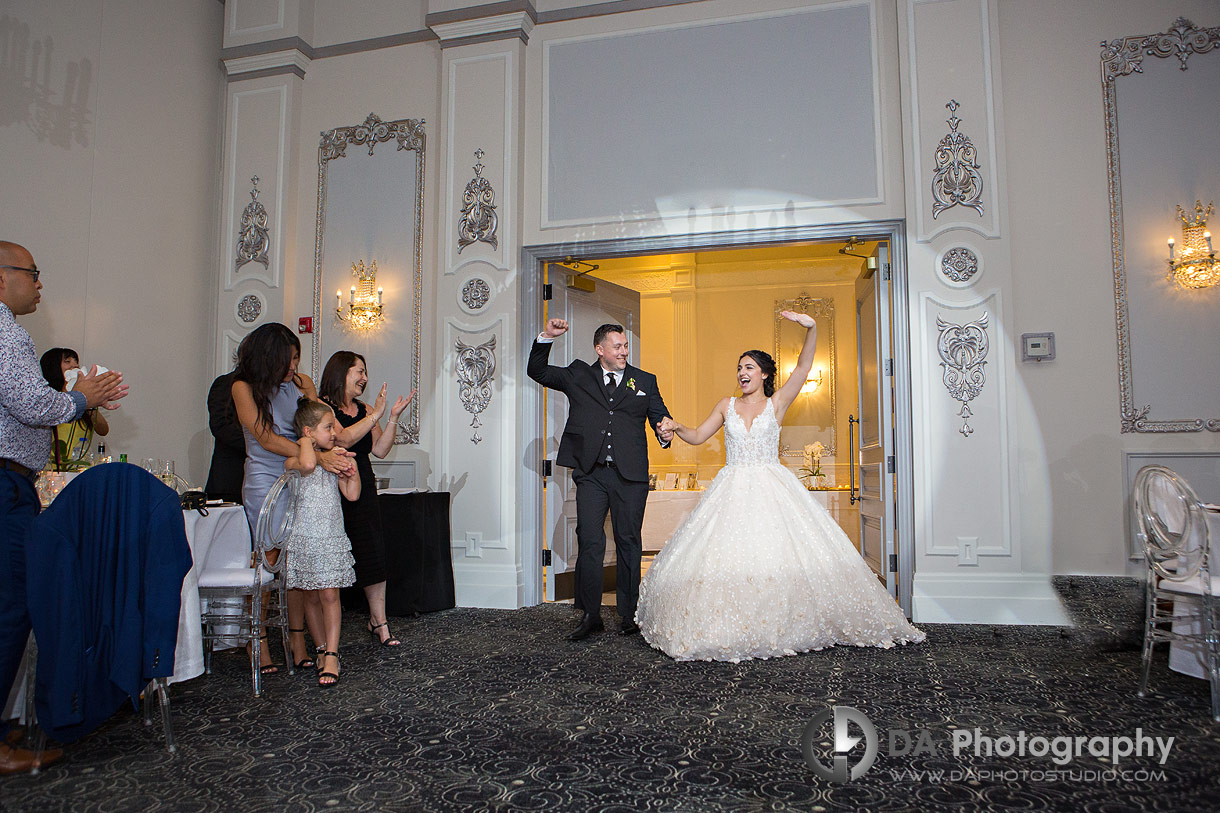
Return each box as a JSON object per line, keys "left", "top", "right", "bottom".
{"left": 739, "top": 350, "right": 777, "bottom": 397}
{"left": 292, "top": 396, "right": 333, "bottom": 437}
{"left": 234, "top": 323, "right": 301, "bottom": 432}
{"left": 319, "top": 350, "right": 366, "bottom": 410}
{"left": 41, "top": 348, "right": 92, "bottom": 429}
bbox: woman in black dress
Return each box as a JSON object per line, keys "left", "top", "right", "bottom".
{"left": 319, "top": 351, "right": 413, "bottom": 646}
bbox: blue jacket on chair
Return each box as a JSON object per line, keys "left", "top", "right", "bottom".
{"left": 25, "top": 463, "right": 192, "bottom": 742}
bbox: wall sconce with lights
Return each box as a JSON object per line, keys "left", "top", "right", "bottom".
{"left": 786, "top": 365, "right": 824, "bottom": 394}
{"left": 1167, "top": 200, "right": 1218, "bottom": 289}
{"left": 335, "top": 259, "right": 384, "bottom": 331}
{"left": 801, "top": 369, "right": 825, "bottom": 394}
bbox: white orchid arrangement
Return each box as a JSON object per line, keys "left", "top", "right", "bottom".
{"left": 799, "top": 441, "right": 826, "bottom": 482}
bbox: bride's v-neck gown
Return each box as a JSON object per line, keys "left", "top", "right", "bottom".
{"left": 636, "top": 397, "right": 925, "bottom": 662}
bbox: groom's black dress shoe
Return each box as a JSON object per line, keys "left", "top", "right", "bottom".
{"left": 568, "top": 614, "right": 605, "bottom": 641}
{"left": 619, "top": 620, "right": 640, "bottom": 636}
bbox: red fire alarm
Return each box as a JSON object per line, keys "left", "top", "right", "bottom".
{"left": 298, "top": 316, "right": 313, "bottom": 334}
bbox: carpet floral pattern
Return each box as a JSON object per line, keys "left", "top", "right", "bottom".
{"left": 3, "top": 576, "right": 1219, "bottom": 811}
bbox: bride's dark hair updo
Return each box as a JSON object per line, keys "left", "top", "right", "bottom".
{"left": 739, "top": 350, "right": 777, "bottom": 397}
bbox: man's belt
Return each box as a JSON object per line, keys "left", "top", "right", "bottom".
{"left": 0, "top": 458, "right": 38, "bottom": 483}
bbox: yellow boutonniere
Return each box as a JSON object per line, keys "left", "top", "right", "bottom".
{"left": 627, "top": 378, "right": 637, "bottom": 391}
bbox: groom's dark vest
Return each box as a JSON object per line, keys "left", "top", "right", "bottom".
{"left": 527, "top": 340, "right": 670, "bottom": 482}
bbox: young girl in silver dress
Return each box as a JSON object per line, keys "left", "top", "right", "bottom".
{"left": 285, "top": 399, "right": 360, "bottom": 686}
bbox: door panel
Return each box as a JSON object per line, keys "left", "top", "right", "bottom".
{"left": 543, "top": 269, "right": 641, "bottom": 601}
{"left": 855, "top": 244, "right": 895, "bottom": 594}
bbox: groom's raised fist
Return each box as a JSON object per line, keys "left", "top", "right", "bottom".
{"left": 543, "top": 318, "right": 569, "bottom": 338}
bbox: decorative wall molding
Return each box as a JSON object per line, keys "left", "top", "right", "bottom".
{"left": 455, "top": 335, "right": 497, "bottom": 445}
{"left": 222, "top": 329, "right": 244, "bottom": 371}
{"left": 930, "top": 100, "right": 984, "bottom": 220}
{"left": 227, "top": 0, "right": 286, "bottom": 38}
{"left": 938, "top": 245, "right": 980, "bottom": 286}
{"left": 429, "top": 10, "right": 535, "bottom": 46}
{"left": 936, "top": 311, "right": 989, "bottom": 437}
{"left": 1101, "top": 16, "right": 1220, "bottom": 79}
{"left": 905, "top": 0, "right": 1001, "bottom": 243}
{"left": 236, "top": 175, "right": 270, "bottom": 271}
{"left": 222, "top": 48, "right": 310, "bottom": 79}
{"left": 444, "top": 50, "right": 515, "bottom": 274}
{"left": 457, "top": 149, "right": 499, "bottom": 253}
{"left": 460, "top": 276, "right": 493, "bottom": 312}
{"left": 1102, "top": 17, "right": 1220, "bottom": 434}
{"left": 235, "top": 292, "right": 264, "bottom": 325}
{"left": 319, "top": 112, "right": 425, "bottom": 161}
{"left": 223, "top": 84, "right": 290, "bottom": 292}
{"left": 311, "top": 111, "right": 425, "bottom": 444}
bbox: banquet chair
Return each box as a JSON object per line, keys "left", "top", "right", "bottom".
{"left": 198, "top": 470, "right": 298, "bottom": 697}
{"left": 1133, "top": 464, "right": 1219, "bottom": 721}
{"left": 23, "top": 463, "right": 191, "bottom": 752}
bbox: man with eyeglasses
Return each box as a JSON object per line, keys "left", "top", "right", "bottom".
{"left": 0, "top": 241, "right": 128, "bottom": 774}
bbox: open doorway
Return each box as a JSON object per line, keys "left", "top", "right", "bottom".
{"left": 520, "top": 224, "right": 914, "bottom": 615}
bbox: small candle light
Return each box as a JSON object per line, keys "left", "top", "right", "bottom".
{"left": 1207, "top": 231, "right": 1214, "bottom": 254}
{"left": 350, "top": 286, "right": 355, "bottom": 305}
{"left": 377, "top": 287, "right": 383, "bottom": 305}
{"left": 1168, "top": 237, "right": 1175, "bottom": 260}
{"left": 336, "top": 290, "right": 342, "bottom": 308}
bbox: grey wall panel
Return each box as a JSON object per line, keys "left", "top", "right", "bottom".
{"left": 545, "top": 3, "right": 879, "bottom": 224}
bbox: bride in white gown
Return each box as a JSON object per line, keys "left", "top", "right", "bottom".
{"left": 636, "top": 310, "right": 925, "bottom": 662}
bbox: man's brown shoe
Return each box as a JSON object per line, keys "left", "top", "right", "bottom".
{"left": 0, "top": 742, "right": 64, "bottom": 775}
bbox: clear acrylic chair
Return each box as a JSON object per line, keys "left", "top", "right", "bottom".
{"left": 1134, "top": 464, "right": 1219, "bottom": 720}
{"left": 198, "top": 470, "right": 299, "bottom": 697}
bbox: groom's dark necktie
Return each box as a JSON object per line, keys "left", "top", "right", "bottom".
{"left": 605, "top": 372, "right": 617, "bottom": 397}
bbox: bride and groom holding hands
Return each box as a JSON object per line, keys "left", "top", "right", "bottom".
{"left": 528, "top": 312, "right": 923, "bottom": 663}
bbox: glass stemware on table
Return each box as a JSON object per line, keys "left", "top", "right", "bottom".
{"left": 141, "top": 458, "right": 177, "bottom": 488}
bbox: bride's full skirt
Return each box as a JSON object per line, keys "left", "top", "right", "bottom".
{"left": 636, "top": 462, "right": 925, "bottom": 662}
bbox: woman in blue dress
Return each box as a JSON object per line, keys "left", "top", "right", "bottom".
{"left": 231, "top": 323, "right": 355, "bottom": 673}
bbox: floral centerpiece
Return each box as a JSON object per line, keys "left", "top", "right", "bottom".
{"left": 799, "top": 442, "right": 826, "bottom": 486}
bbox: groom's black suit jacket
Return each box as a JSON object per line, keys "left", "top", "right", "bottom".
{"left": 528, "top": 340, "right": 670, "bottom": 483}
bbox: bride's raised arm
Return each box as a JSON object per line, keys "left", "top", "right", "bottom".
{"left": 672, "top": 397, "right": 731, "bottom": 446}
{"left": 773, "top": 310, "right": 817, "bottom": 418}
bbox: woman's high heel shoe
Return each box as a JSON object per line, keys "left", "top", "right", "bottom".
{"left": 317, "top": 651, "right": 340, "bottom": 687}
{"left": 287, "top": 628, "right": 315, "bottom": 669}
{"left": 368, "top": 622, "right": 401, "bottom": 647}
{"left": 247, "top": 634, "right": 279, "bottom": 675}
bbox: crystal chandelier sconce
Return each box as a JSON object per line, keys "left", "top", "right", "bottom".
{"left": 1167, "top": 200, "right": 1219, "bottom": 289}
{"left": 335, "top": 259, "right": 384, "bottom": 331}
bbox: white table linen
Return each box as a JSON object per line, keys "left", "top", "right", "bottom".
{"left": 1168, "top": 511, "right": 1220, "bottom": 678}
{"left": 171, "top": 504, "right": 250, "bottom": 683}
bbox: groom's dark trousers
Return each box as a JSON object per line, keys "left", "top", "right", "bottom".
{"left": 527, "top": 338, "right": 670, "bottom": 620}
{"left": 573, "top": 463, "right": 648, "bottom": 618}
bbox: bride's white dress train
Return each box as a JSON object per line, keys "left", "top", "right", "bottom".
{"left": 636, "top": 397, "right": 925, "bottom": 662}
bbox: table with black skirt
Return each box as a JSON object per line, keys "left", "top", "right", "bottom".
{"left": 341, "top": 491, "right": 455, "bottom": 616}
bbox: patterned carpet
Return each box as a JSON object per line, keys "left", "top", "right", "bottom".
{"left": 3, "top": 576, "right": 1220, "bottom": 812}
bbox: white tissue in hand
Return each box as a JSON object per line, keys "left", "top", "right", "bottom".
{"left": 64, "top": 365, "right": 111, "bottom": 391}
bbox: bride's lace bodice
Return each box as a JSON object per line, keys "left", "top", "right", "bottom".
{"left": 724, "top": 397, "right": 780, "bottom": 467}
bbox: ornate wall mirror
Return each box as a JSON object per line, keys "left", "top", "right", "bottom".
{"left": 1102, "top": 18, "right": 1220, "bottom": 433}
{"left": 774, "top": 295, "right": 836, "bottom": 457}
{"left": 312, "top": 113, "right": 425, "bottom": 443}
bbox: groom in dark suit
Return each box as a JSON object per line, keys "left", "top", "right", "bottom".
{"left": 529, "top": 318, "right": 674, "bottom": 640}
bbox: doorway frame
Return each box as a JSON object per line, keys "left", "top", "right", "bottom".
{"left": 518, "top": 220, "right": 916, "bottom": 614}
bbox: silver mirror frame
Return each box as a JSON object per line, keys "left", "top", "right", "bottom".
{"left": 774, "top": 295, "right": 836, "bottom": 457}
{"left": 311, "top": 113, "right": 425, "bottom": 444}
{"left": 1101, "top": 18, "right": 1220, "bottom": 433}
